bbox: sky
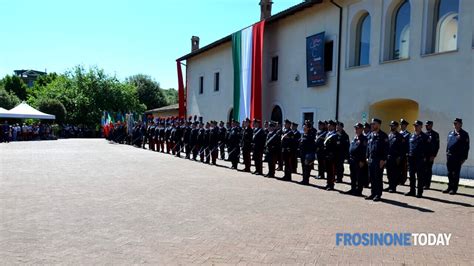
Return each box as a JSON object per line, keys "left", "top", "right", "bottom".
{"left": 0, "top": 0, "right": 302, "bottom": 89}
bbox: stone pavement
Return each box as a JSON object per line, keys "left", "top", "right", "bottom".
{"left": 0, "top": 139, "right": 473, "bottom": 264}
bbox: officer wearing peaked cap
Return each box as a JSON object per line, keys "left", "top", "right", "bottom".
{"left": 323, "top": 120, "right": 340, "bottom": 190}
{"left": 405, "top": 120, "right": 430, "bottom": 198}
{"left": 315, "top": 120, "right": 328, "bottom": 179}
{"left": 345, "top": 123, "right": 367, "bottom": 196}
{"left": 252, "top": 119, "right": 266, "bottom": 175}
{"left": 241, "top": 118, "right": 253, "bottom": 172}
{"left": 281, "top": 119, "right": 295, "bottom": 181}
{"left": 424, "top": 120, "right": 440, "bottom": 189}
{"left": 264, "top": 121, "right": 280, "bottom": 177}
{"left": 444, "top": 118, "right": 470, "bottom": 195}
{"left": 399, "top": 118, "right": 410, "bottom": 185}
{"left": 365, "top": 118, "right": 389, "bottom": 201}
{"left": 291, "top": 122, "right": 301, "bottom": 173}
{"left": 384, "top": 120, "right": 404, "bottom": 193}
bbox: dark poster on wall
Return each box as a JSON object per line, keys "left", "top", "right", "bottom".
{"left": 306, "top": 32, "right": 326, "bottom": 87}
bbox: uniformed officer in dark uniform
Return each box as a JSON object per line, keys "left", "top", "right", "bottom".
{"left": 252, "top": 119, "right": 266, "bottom": 175}
{"left": 315, "top": 120, "right": 328, "bottom": 179}
{"left": 424, "top": 121, "right": 440, "bottom": 189}
{"left": 165, "top": 121, "right": 172, "bottom": 153}
{"left": 208, "top": 120, "right": 220, "bottom": 165}
{"left": 300, "top": 120, "right": 316, "bottom": 185}
{"left": 197, "top": 122, "right": 206, "bottom": 162}
{"left": 189, "top": 121, "right": 198, "bottom": 160}
{"left": 291, "top": 122, "right": 301, "bottom": 174}
{"left": 323, "top": 120, "right": 340, "bottom": 190}
{"left": 445, "top": 118, "right": 470, "bottom": 195}
{"left": 345, "top": 123, "right": 367, "bottom": 196}
{"left": 241, "top": 118, "right": 253, "bottom": 172}
{"left": 385, "top": 121, "right": 404, "bottom": 193}
{"left": 336, "top": 122, "right": 350, "bottom": 183}
{"left": 399, "top": 119, "right": 411, "bottom": 185}
{"left": 405, "top": 120, "right": 430, "bottom": 198}
{"left": 183, "top": 120, "right": 191, "bottom": 159}
{"left": 365, "top": 118, "right": 389, "bottom": 201}
{"left": 264, "top": 122, "right": 280, "bottom": 178}
{"left": 203, "top": 122, "right": 211, "bottom": 163}
{"left": 275, "top": 122, "right": 283, "bottom": 171}
{"left": 281, "top": 119, "right": 295, "bottom": 181}
{"left": 228, "top": 120, "right": 242, "bottom": 169}
{"left": 218, "top": 121, "right": 227, "bottom": 160}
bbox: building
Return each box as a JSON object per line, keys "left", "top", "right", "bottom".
{"left": 145, "top": 104, "right": 179, "bottom": 118}
{"left": 176, "top": 0, "right": 473, "bottom": 178}
{"left": 14, "top": 69, "right": 47, "bottom": 87}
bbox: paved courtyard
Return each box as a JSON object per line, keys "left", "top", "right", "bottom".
{"left": 0, "top": 139, "right": 473, "bottom": 264}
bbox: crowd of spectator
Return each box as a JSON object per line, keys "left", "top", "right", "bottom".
{"left": 0, "top": 121, "right": 56, "bottom": 143}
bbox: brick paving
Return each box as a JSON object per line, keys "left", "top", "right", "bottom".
{"left": 0, "top": 139, "right": 473, "bottom": 264}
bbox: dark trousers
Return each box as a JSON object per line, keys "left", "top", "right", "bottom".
{"left": 185, "top": 143, "right": 191, "bottom": 158}
{"left": 336, "top": 157, "right": 345, "bottom": 181}
{"left": 175, "top": 142, "right": 182, "bottom": 157}
{"left": 242, "top": 148, "right": 251, "bottom": 171}
{"left": 282, "top": 151, "right": 292, "bottom": 180}
{"left": 149, "top": 138, "right": 155, "bottom": 151}
{"left": 291, "top": 152, "right": 298, "bottom": 173}
{"left": 326, "top": 158, "right": 336, "bottom": 188}
{"left": 424, "top": 159, "right": 435, "bottom": 188}
{"left": 400, "top": 156, "right": 408, "bottom": 185}
{"left": 210, "top": 146, "right": 218, "bottom": 164}
{"left": 229, "top": 146, "right": 240, "bottom": 168}
{"left": 253, "top": 150, "right": 263, "bottom": 174}
{"left": 220, "top": 144, "right": 226, "bottom": 160}
{"left": 408, "top": 156, "right": 425, "bottom": 195}
{"left": 166, "top": 141, "right": 172, "bottom": 153}
{"left": 349, "top": 159, "right": 365, "bottom": 193}
{"left": 316, "top": 153, "right": 326, "bottom": 178}
{"left": 447, "top": 156, "right": 462, "bottom": 192}
{"left": 266, "top": 152, "right": 277, "bottom": 177}
{"left": 204, "top": 147, "right": 210, "bottom": 163}
{"left": 192, "top": 145, "right": 200, "bottom": 160}
{"left": 369, "top": 159, "right": 384, "bottom": 197}
{"left": 302, "top": 159, "right": 313, "bottom": 184}
{"left": 386, "top": 156, "right": 401, "bottom": 190}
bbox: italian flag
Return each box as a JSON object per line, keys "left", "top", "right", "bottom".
{"left": 232, "top": 21, "right": 265, "bottom": 122}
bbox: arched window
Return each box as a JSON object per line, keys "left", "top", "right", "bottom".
{"left": 270, "top": 105, "right": 282, "bottom": 125}
{"left": 392, "top": 0, "right": 410, "bottom": 60}
{"left": 355, "top": 13, "right": 371, "bottom": 66}
{"left": 435, "top": 0, "right": 459, "bottom": 53}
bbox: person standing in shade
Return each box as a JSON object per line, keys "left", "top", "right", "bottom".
{"left": 300, "top": 120, "right": 316, "bottom": 185}
{"left": 336, "top": 122, "right": 350, "bottom": 183}
{"left": 241, "top": 118, "right": 253, "bottom": 172}
{"left": 228, "top": 120, "right": 242, "bottom": 170}
{"left": 218, "top": 121, "right": 227, "bottom": 160}
{"left": 252, "top": 119, "right": 266, "bottom": 175}
{"left": 384, "top": 121, "right": 404, "bottom": 193}
{"left": 424, "top": 121, "right": 440, "bottom": 189}
{"left": 345, "top": 123, "right": 367, "bottom": 196}
{"left": 280, "top": 119, "right": 295, "bottom": 181}
{"left": 264, "top": 122, "right": 280, "bottom": 178}
{"left": 323, "top": 120, "right": 340, "bottom": 191}
{"left": 405, "top": 120, "right": 430, "bottom": 198}
{"left": 291, "top": 122, "right": 301, "bottom": 174}
{"left": 444, "top": 118, "right": 470, "bottom": 195}
{"left": 315, "top": 120, "right": 328, "bottom": 179}
{"left": 365, "top": 118, "right": 389, "bottom": 202}
{"left": 399, "top": 119, "right": 411, "bottom": 185}
{"left": 208, "top": 121, "right": 220, "bottom": 165}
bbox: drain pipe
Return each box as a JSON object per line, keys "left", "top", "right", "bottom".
{"left": 330, "top": 0, "right": 342, "bottom": 121}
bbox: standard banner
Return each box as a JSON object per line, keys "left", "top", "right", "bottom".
{"left": 306, "top": 31, "right": 326, "bottom": 87}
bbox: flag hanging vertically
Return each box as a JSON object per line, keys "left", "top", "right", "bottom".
{"left": 232, "top": 20, "right": 265, "bottom": 122}
{"left": 177, "top": 60, "right": 186, "bottom": 118}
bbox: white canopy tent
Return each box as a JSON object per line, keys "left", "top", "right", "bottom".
{"left": 0, "top": 107, "right": 8, "bottom": 113}
{"left": 0, "top": 102, "right": 55, "bottom": 120}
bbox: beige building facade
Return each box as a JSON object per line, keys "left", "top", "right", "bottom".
{"left": 178, "top": 0, "right": 474, "bottom": 178}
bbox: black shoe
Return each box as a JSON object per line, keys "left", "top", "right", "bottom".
{"left": 264, "top": 174, "right": 274, "bottom": 178}
{"left": 373, "top": 195, "right": 381, "bottom": 202}
{"left": 325, "top": 185, "right": 334, "bottom": 191}
{"left": 353, "top": 191, "right": 363, "bottom": 196}
{"left": 300, "top": 181, "right": 309, "bottom": 185}
{"left": 442, "top": 189, "right": 450, "bottom": 194}
{"left": 449, "top": 190, "right": 456, "bottom": 195}
{"left": 254, "top": 172, "right": 263, "bottom": 176}
{"left": 365, "top": 195, "right": 375, "bottom": 200}
{"left": 423, "top": 186, "right": 430, "bottom": 190}
{"left": 336, "top": 179, "right": 343, "bottom": 183}
{"left": 383, "top": 187, "right": 390, "bottom": 192}
{"left": 416, "top": 194, "right": 423, "bottom": 198}
{"left": 388, "top": 189, "right": 396, "bottom": 193}
{"left": 405, "top": 191, "right": 416, "bottom": 196}
{"left": 316, "top": 176, "right": 325, "bottom": 180}
{"left": 282, "top": 177, "right": 292, "bottom": 182}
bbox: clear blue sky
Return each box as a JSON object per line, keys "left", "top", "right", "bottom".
{"left": 0, "top": 0, "right": 301, "bottom": 89}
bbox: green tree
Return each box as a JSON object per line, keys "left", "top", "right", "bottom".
{"left": 163, "top": 88, "right": 178, "bottom": 105}
{"left": 0, "top": 87, "right": 20, "bottom": 109}
{"left": 37, "top": 98, "right": 67, "bottom": 124}
{"left": 127, "top": 74, "right": 167, "bottom": 110}
{"left": 1, "top": 75, "right": 28, "bottom": 100}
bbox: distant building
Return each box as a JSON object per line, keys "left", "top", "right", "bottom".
{"left": 145, "top": 104, "right": 179, "bottom": 118}
{"left": 14, "top": 69, "right": 47, "bottom": 87}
